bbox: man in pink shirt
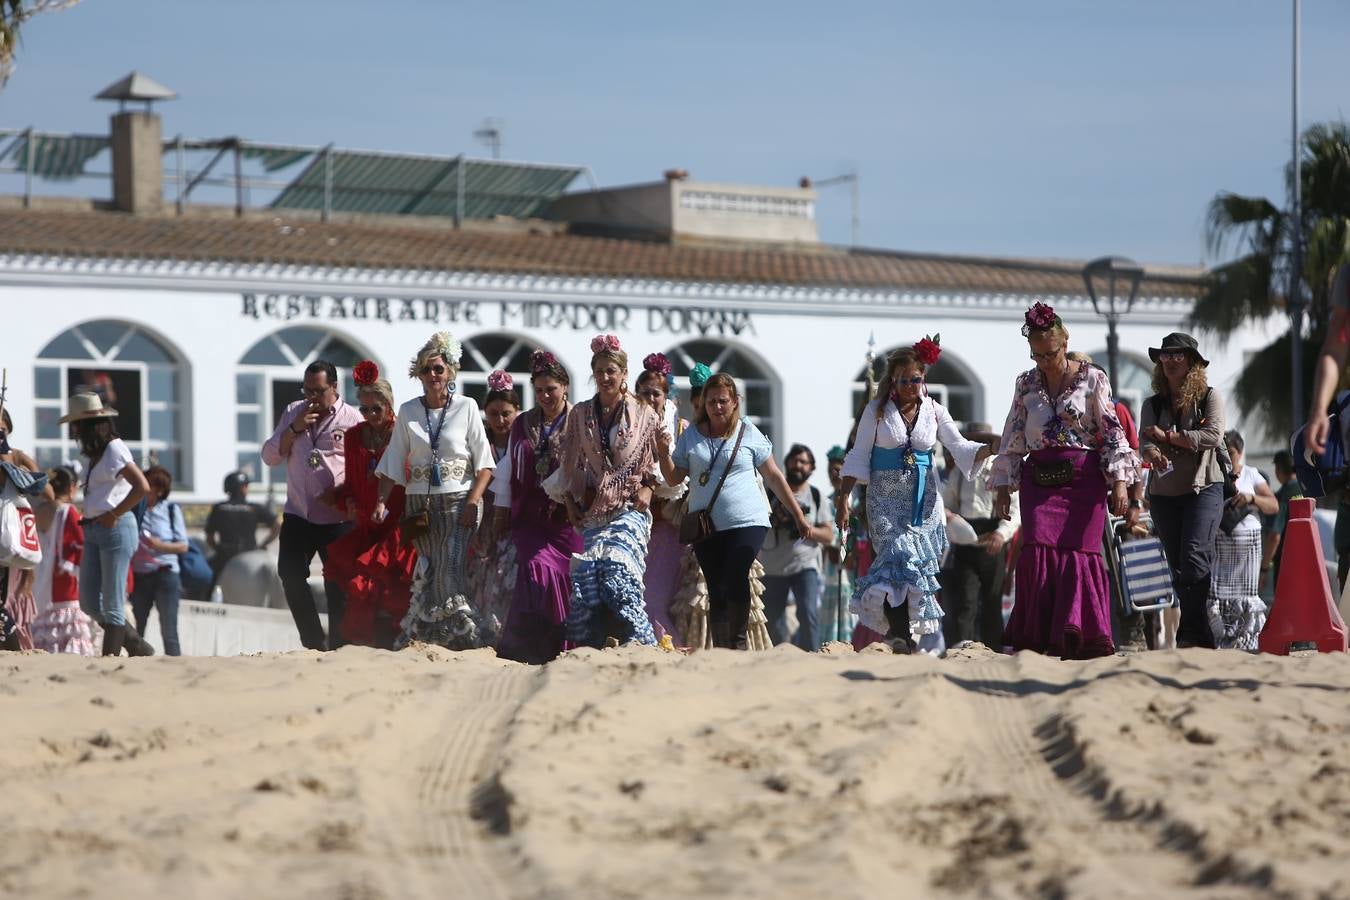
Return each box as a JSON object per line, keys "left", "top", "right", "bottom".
{"left": 262, "top": 360, "right": 363, "bottom": 649}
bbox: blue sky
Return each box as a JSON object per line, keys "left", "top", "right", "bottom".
{"left": 2, "top": 0, "right": 1346, "bottom": 266}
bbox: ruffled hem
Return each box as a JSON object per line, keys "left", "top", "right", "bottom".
{"left": 1101, "top": 443, "right": 1142, "bottom": 486}
{"left": 1207, "top": 594, "right": 1267, "bottom": 651}
{"left": 30, "top": 604, "right": 95, "bottom": 656}
{"left": 397, "top": 558, "right": 496, "bottom": 650}
{"left": 850, "top": 519, "right": 946, "bottom": 630}
{"left": 1005, "top": 544, "right": 1114, "bottom": 659}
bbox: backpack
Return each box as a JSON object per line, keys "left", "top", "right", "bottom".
{"left": 170, "top": 502, "right": 214, "bottom": 599}
{"left": 1291, "top": 392, "right": 1350, "bottom": 498}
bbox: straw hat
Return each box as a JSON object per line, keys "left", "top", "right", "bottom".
{"left": 58, "top": 392, "right": 119, "bottom": 424}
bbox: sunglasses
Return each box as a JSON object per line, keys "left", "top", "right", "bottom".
{"left": 894, "top": 376, "right": 924, "bottom": 386}
{"left": 299, "top": 385, "right": 331, "bottom": 398}
{"left": 358, "top": 405, "right": 387, "bottom": 415}
{"left": 1158, "top": 351, "right": 1189, "bottom": 363}
{"left": 420, "top": 364, "right": 448, "bottom": 376}
{"left": 1029, "top": 348, "right": 1063, "bottom": 362}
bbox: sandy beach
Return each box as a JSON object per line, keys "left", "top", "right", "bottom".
{"left": 2, "top": 643, "right": 1347, "bottom": 899}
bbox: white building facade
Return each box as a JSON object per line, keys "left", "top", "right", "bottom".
{"left": 0, "top": 244, "right": 1280, "bottom": 504}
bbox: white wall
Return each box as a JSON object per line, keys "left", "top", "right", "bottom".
{"left": 0, "top": 270, "right": 1281, "bottom": 502}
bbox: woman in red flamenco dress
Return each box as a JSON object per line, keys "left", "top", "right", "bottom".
{"left": 324, "top": 361, "right": 417, "bottom": 649}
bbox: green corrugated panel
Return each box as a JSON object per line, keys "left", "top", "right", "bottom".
{"left": 2, "top": 134, "right": 109, "bottom": 180}
{"left": 270, "top": 150, "right": 581, "bottom": 220}
{"left": 240, "top": 145, "right": 312, "bottom": 172}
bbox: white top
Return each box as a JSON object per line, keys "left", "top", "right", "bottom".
{"left": 82, "top": 438, "right": 135, "bottom": 518}
{"left": 491, "top": 443, "right": 515, "bottom": 508}
{"left": 376, "top": 395, "right": 494, "bottom": 495}
{"left": 842, "top": 396, "right": 986, "bottom": 485}
{"left": 943, "top": 458, "right": 1020, "bottom": 543}
{"left": 1231, "top": 465, "right": 1267, "bottom": 534}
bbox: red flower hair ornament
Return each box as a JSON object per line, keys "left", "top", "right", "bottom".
{"left": 353, "top": 360, "right": 380, "bottom": 386}
{"left": 486, "top": 370, "right": 513, "bottom": 393}
{"left": 530, "top": 349, "right": 559, "bottom": 375}
{"left": 642, "top": 352, "right": 672, "bottom": 376}
{"left": 913, "top": 335, "right": 941, "bottom": 367}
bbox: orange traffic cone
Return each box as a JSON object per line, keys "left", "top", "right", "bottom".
{"left": 1260, "top": 498, "right": 1348, "bottom": 654}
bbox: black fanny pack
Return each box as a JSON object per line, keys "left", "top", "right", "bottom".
{"left": 1030, "top": 459, "right": 1074, "bottom": 488}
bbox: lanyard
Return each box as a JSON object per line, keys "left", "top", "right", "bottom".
{"left": 595, "top": 397, "right": 622, "bottom": 461}
{"left": 423, "top": 398, "right": 449, "bottom": 463}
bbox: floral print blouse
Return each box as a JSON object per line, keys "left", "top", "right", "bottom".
{"left": 991, "top": 363, "right": 1141, "bottom": 490}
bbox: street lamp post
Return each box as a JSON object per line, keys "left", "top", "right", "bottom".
{"left": 1082, "top": 256, "right": 1146, "bottom": 394}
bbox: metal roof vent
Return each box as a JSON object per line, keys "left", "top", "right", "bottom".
{"left": 94, "top": 71, "right": 177, "bottom": 112}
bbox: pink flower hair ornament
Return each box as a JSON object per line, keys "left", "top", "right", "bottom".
{"left": 1022, "top": 302, "right": 1062, "bottom": 336}
{"left": 590, "top": 333, "right": 622, "bottom": 354}
{"left": 913, "top": 334, "right": 941, "bottom": 367}
{"left": 486, "top": 370, "right": 513, "bottom": 393}
{"left": 642, "top": 352, "right": 672, "bottom": 376}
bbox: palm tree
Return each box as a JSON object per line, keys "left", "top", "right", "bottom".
{"left": 1, "top": 1, "right": 83, "bottom": 88}
{"left": 1192, "top": 122, "right": 1350, "bottom": 440}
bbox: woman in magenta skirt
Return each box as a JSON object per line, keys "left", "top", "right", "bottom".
{"left": 491, "top": 350, "right": 583, "bottom": 664}
{"left": 992, "top": 303, "right": 1140, "bottom": 658}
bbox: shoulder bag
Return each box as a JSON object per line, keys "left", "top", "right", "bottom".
{"left": 679, "top": 422, "right": 746, "bottom": 545}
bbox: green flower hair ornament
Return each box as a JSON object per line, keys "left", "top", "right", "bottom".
{"left": 826, "top": 445, "right": 847, "bottom": 462}
{"left": 408, "top": 331, "right": 462, "bottom": 378}
{"left": 688, "top": 363, "right": 713, "bottom": 388}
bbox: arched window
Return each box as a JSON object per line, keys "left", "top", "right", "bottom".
{"left": 32, "top": 321, "right": 188, "bottom": 484}
{"left": 665, "top": 339, "right": 779, "bottom": 445}
{"left": 455, "top": 333, "right": 572, "bottom": 410}
{"left": 852, "top": 347, "right": 983, "bottom": 426}
{"left": 235, "top": 326, "right": 372, "bottom": 488}
{"left": 1086, "top": 349, "right": 1154, "bottom": 424}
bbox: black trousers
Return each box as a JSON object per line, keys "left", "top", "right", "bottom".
{"left": 278, "top": 514, "right": 352, "bottom": 650}
{"left": 693, "top": 526, "right": 767, "bottom": 649}
{"left": 1150, "top": 483, "right": 1223, "bottom": 649}
{"left": 941, "top": 518, "right": 1006, "bottom": 649}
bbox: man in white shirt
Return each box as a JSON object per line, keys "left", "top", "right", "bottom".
{"left": 940, "top": 424, "right": 1019, "bottom": 649}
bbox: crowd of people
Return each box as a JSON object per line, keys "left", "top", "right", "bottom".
{"left": 1, "top": 286, "right": 1338, "bottom": 659}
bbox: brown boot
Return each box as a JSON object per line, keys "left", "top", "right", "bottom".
{"left": 123, "top": 628, "right": 156, "bottom": 657}
{"left": 101, "top": 624, "right": 126, "bottom": 657}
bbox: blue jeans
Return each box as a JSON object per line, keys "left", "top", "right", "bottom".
{"left": 80, "top": 513, "right": 138, "bottom": 627}
{"left": 761, "top": 569, "right": 822, "bottom": 650}
{"left": 132, "top": 566, "right": 182, "bottom": 656}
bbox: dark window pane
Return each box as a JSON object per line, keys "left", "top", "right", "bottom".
{"left": 237, "top": 451, "right": 263, "bottom": 482}
{"left": 35, "top": 367, "right": 61, "bottom": 399}
{"left": 149, "top": 409, "right": 175, "bottom": 442}
{"left": 240, "top": 335, "right": 290, "bottom": 366}
{"left": 148, "top": 367, "right": 177, "bottom": 403}
{"left": 79, "top": 322, "right": 130, "bottom": 355}
{"left": 35, "top": 445, "right": 64, "bottom": 471}
{"left": 237, "top": 411, "right": 259, "bottom": 443}
{"left": 278, "top": 326, "right": 326, "bottom": 362}
{"left": 119, "top": 331, "right": 172, "bottom": 363}
{"left": 36, "top": 407, "right": 61, "bottom": 440}
{"left": 236, "top": 373, "right": 261, "bottom": 405}
{"left": 39, "top": 329, "right": 94, "bottom": 360}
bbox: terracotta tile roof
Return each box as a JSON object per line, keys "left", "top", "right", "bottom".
{"left": 0, "top": 208, "right": 1207, "bottom": 297}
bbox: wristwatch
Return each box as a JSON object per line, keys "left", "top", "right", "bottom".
{"left": 1128, "top": 499, "right": 1144, "bottom": 510}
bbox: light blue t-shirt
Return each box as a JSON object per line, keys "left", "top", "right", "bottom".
{"left": 674, "top": 419, "right": 773, "bottom": 532}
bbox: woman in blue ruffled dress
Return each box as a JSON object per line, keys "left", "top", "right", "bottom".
{"left": 835, "top": 338, "right": 990, "bottom": 654}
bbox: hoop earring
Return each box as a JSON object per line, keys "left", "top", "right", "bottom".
{"left": 448, "top": 381, "right": 457, "bottom": 396}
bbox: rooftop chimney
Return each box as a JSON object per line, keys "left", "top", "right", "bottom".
{"left": 95, "top": 72, "right": 177, "bottom": 214}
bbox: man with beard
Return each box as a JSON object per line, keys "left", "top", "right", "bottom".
{"left": 758, "top": 443, "right": 835, "bottom": 649}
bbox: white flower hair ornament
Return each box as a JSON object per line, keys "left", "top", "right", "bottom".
{"left": 408, "top": 330, "right": 463, "bottom": 378}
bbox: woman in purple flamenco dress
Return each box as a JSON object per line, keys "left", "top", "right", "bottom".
{"left": 991, "top": 303, "right": 1140, "bottom": 659}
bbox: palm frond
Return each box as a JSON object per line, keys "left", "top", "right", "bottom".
{"left": 1188, "top": 254, "right": 1278, "bottom": 342}
{"left": 1232, "top": 331, "right": 1321, "bottom": 445}
{"left": 1204, "top": 192, "right": 1282, "bottom": 260}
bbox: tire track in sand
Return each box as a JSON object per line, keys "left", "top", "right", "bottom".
{"left": 960, "top": 659, "right": 1277, "bottom": 897}
{"left": 411, "top": 664, "right": 539, "bottom": 900}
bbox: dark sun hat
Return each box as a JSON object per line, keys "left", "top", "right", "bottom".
{"left": 1147, "top": 332, "right": 1209, "bottom": 367}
